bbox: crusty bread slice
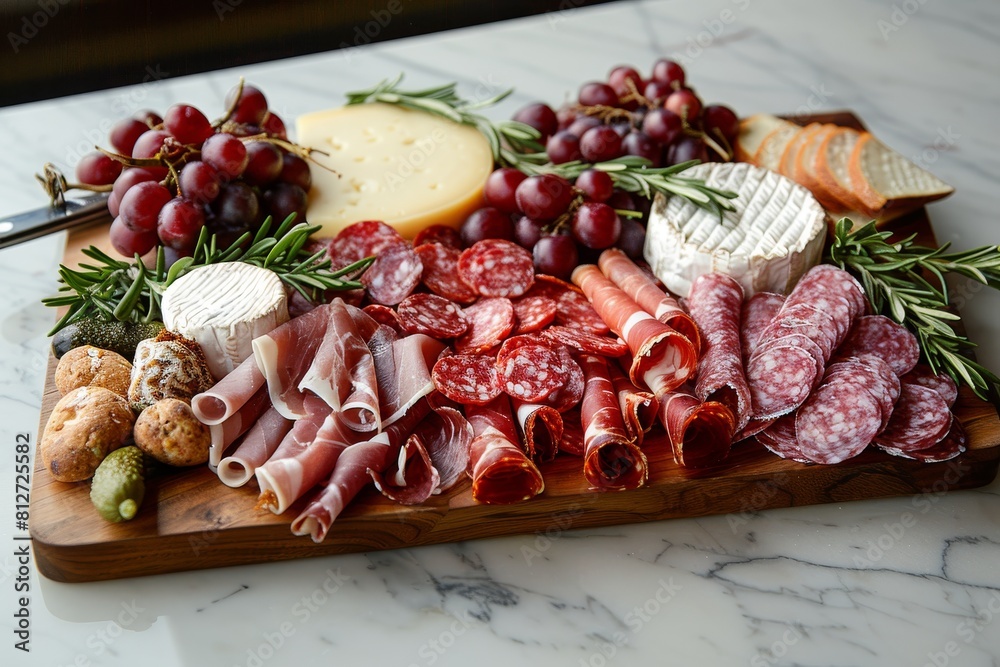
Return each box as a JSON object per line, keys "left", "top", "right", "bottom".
{"left": 793, "top": 124, "right": 843, "bottom": 211}
{"left": 755, "top": 122, "right": 802, "bottom": 172}
{"left": 814, "top": 127, "right": 871, "bottom": 215}
{"left": 849, "top": 132, "right": 955, "bottom": 213}
{"left": 778, "top": 123, "right": 821, "bottom": 177}
{"left": 735, "top": 114, "right": 797, "bottom": 163}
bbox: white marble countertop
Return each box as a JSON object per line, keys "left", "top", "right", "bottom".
{"left": 2, "top": 1, "right": 999, "bottom": 665}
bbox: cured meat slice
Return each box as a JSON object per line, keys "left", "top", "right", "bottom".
{"left": 597, "top": 248, "right": 701, "bottom": 354}
{"left": 454, "top": 297, "right": 516, "bottom": 354}
{"left": 431, "top": 354, "right": 502, "bottom": 406}
{"left": 208, "top": 386, "right": 271, "bottom": 468}
{"left": 192, "top": 354, "right": 267, "bottom": 425}
{"left": 330, "top": 220, "right": 406, "bottom": 269}
{"left": 794, "top": 375, "right": 882, "bottom": 464}
{"left": 608, "top": 363, "right": 658, "bottom": 446}
{"left": 873, "top": 383, "right": 953, "bottom": 452}
{"left": 572, "top": 264, "right": 697, "bottom": 394}
{"left": 361, "top": 242, "right": 423, "bottom": 306}
{"left": 554, "top": 289, "right": 611, "bottom": 336}
{"left": 659, "top": 390, "right": 735, "bottom": 467}
{"left": 398, "top": 293, "right": 468, "bottom": 338}
{"left": 760, "top": 303, "right": 842, "bottom": 360}
{"left": 825, "top": 355, "right": 900, "bottom": 431}
{"left": 687, "top": 273, "right": 752, "bottom": 431}
{"left": 466, "top": 396, "right": 545, "bottom": 504}
{"left": 755, "top": 415, "right": 809, "bottom": 463}
{"left": 540, "top": 345, "right": 585, "bottom": 413}
{"left": 559, "top": 407, "right": 585, "bottom": 456}
{"left": 735, "top": 417, "right": 776, "bottom": 443}
{"left": 458, "top": 239, "right": 535, "bottom": 298}
{"left": 372, "top": 433, "right": 440, "bottom": 505}
{"left": 579, "top": 354, "right": 648, "bottom": 490}
{"left": 511, "top": 296, "right": 558, "bottom": 335}
{"left": 218, "top": 407, "right": 293, "bottom": 487}
{"left": 415, "top": 243, "right": 478, "bottom": 305}
{"left": 901, "top": 363, "right": 959, "bottom": 407}
{"left": 512, "top": 399, "right": 562, "bottom": 462}
{"left": 746, "top": 343, "right": 823, "bottom": 419}
{"left": 740, "top": 292, "right": 785, "bottom": 362}
{"left": 414, "top": 397, "right": 472, "bottom": 491}
{"left": 496, "top": 343, "right": 566, "bottom": 402}
{"left": 367, "top": 327, "right": 445, "bottom": 428}
{"left": 542, "top": 325, "right": 629, "bottom": 358}
{"left": 413, "top": 224, "right": 463, "bottom": 250}
{"left": 362, "top": 304, "right": 403, "bottom": 334}
{"left": 786, "top": 264, "right": 867, "bottom": 319}
{"left": 876, "top": 420, "right": 966, "bottom": 462}
{"left": 836, "top": 315, "right": 920, "bottom": 376}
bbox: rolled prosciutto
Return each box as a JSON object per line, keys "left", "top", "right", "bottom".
{"left": 512, "top": 399, "right": 563, "bottom": 463}
{"left": 217, "top": 407, "right": 293, "bottom": 487}
{"left": 367, "top": 325, "right": 446, "bottom": 428}
{"left": 608, "top": 362, "right": 658, "bottom": 446}
{"left": 659, "top": 390, "right": 735, "bottom": 468}
{"left": 192, "top": 355, "right": 267, "bottom": 425}
{"left": 579, "top": 354, "right": 647, "bottom": 490}
{"left": 597, "top": 248, "right": 701, "bottom": 354}
{"left": 466, "top": 395, "right": 544, "bottom": 504}
{"left": 207, "top": 386, "right": 272, "bottom": 467}
{"left": 571, "top": 264, "right": 697, "bottom": 395}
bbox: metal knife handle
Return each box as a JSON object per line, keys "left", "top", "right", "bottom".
{"left": 0, "top": 193, "right": 111, "bottom": 250}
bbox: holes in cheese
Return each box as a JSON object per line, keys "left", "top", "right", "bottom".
{"left": 296, "top": 103, "right": 495, "bottom": 240}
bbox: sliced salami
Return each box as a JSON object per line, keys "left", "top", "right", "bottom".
{"left": 413, "top": 224, "right": 463, "bottom": 250}
{"left": 497, "top": 333, "right": 555, "bottom": 366}
{"left": 746, "top": 344, "right": 823, "bottom": 419}
{"left": 525, "top": 273, "right": 583, "bottom": 300}
{"left": 512, "top": 399, "right": 562, "bottom": 462}
{"left": 511, "top": 296, "right": 558, "bottom": 335}
{"left": 331, "top": 220, "right": 406, "bottom": 268}
{"left": 876, "top": 419, "right": 966, "bottom": 462}
{"left": 361, "top": 304, "right": 403, "bottom": 335}
{"left": 554, "top": 288, "right": 611, "bottom": 336}
{"left": 431, "top": 354, "right": 502, "bottom": 406}
{"left": 415, "top": 243, "right": 478, "bottom": 305}
{"left": 542, "top": 325, "right": 629, "bottom": 358}
{"left": 836, "top": 315, "right": 919, "bottom": 376}
{"left": 755, "top": 415, "right": 809, "bottom": 463}
{"left": 397, "top": 293, "right": 468, "bottom": 338}
{"left": 735, "top": 417, "right": 776, "bottom": 443}
{"left": 361, "top": 242, "right": 423, "bottom": 306}
{"left": 741, "top": 292, "right": 785, "bottom": 362}
{"left": 873, "top": 383, "right": 953, "bottom": 452}
{"left": 794, "top": 376, "right": 882, "bottom": 465}
{"left": 496, "top": 344, "right": 567, "bottom": 402}
{"left": 454, "top": 297, "right": 516, "bottom": 354}
{"left": 825, "top": 355, "right": 900, "bottom": 432}
{"left": 458, "top": 239, "right": 535, "bottom": 298}
{"left": 540, "top": 345, "right": 585, "bottom": 413}
{"left": 901, "top": 364, "right": 959, "bottom": 407}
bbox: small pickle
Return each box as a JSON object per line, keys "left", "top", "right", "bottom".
{"left": 90, "top": 446, "right": 146, "bottom": 522}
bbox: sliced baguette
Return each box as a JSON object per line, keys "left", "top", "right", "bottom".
{"left": 754, "top": 122, "right": 802, "bottom": 171}
{"left": 849, "top": 132, "right": 955, "bottom": 214}
{"left": 793, "top": 124, "right": 843, "bottom": 211}
{"left": 735, "top": 114, "right": 797, "bottom": 163}
{"left": 778, "top": 123, "right": 821, "bottom": 177}
{"left": 814, "top": 127, "right": 872, "bottom": 215}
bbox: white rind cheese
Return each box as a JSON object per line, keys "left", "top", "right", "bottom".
{"left": 161, "top": 263, "right": 289, "bottom": 379}
{"left": 644, "top": 162, "right": 826, "bottom": 298}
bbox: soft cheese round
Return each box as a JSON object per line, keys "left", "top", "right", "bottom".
{"left": 297, "top": 103, "right": 495, "bottom": 239}
{"left": 644, "top": 162, "right": 827, "bottom": 298}
{"left": 161, "top": 263, "right": 289, "bottom": 379}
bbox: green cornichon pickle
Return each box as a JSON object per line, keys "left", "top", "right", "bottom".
{"left": 90, "top": 446, "right": 146, "bottom": 522}
{"left": 51, "top": 319, "right": 164, "bottom": 360}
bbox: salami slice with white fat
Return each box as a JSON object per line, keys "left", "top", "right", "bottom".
{"left": 398, "top": 293, "right": 468, "bottom": 338}
{"left": 901, "top": 364, "right": 959, "bottom": 407}
{"left": 741, "top": 292, "right": 785, "bottom": 362}
{"left": 458, "top": 239, "right": 535, "bottom": 298}
{"left": 542, "top": 325, "right": 629, "bottom": 358}
{"left": 873, "top": 383, "right": 953, "bottom": 452}
{"left": 496, "top": 343, "right": 567, "bottom": 402}
{"left": 431, "top": 354, "right": 502, "bottom": 406}
{"left": 755, "top": 415, "right": 810, "bottom": 463}
{"left": 836, "top": 315, "right": 920, "bottom": 376}
{"left": 415, "top": 243, "right": 478, "bottom": 305}
{"left": 540, "top": 345, "right": 585, "bottom": 413}
{"left": 413, "top": 224, "right": 463, "bottom": 250}
{"left": 454, "top": 297, "right": 515, "bottom": 354}
{"left": 511, "top": 296, "right": 558, "bottom": 335}
{"left": 331, "top": 220, "right": 406, "bottom": 268}
{"left": 825, "top": 355, "right": 900, "bottom": 432}
{"left": 876, "top": 419, "right": 966, "bottom": 462}
{"left": 361, "top": 304, "right": 403, "bottom": 335}
{"left": 361, "top": 242, "right": 423, "bottom": 306}
{"left": 746, "top": 344, "right": 823, "bottom": 419}
{"left": 794, "top": 374, "right": 882, "bottom": 465}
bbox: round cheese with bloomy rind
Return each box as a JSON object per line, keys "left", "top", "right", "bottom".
{"left": 644, "top": 162, "right": 827, "bottom": 298}
{"left": 297, "top": 103, "right": 494, "bottom": 239}
{"left": 161, "top": 263, "right": 289, "bottom": 379}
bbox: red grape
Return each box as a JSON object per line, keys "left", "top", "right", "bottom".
{"left": 532, "top": 234, "right": 578, "bottom": 280}
{"left": 484, "top": 168, "right": 527, "bottom": 214}
{"left": 243, "top": 141, "right": 283, "bottom": 186}
{"left": 546, "top": 131, "right": 582, "bottom": 164}
{"left": 201, "top": 133, "right": 249, "bottom": 179}
{"left": 608, "top": 65, "right": 643, "bottom": 98}
{"left": 643, "top": 80, "right": 673, "bottom": 105}
{"left": 607, "top": 190, "right": 638, "bottom": 212}
{"left": 665, "top": 89, "right": 702, "bottom": 121}
{"left": 703, "top": 104, "right": 740, "bottom": 144}
{"left": 119, "top": 181, "right": 172, "bottom": 232}
{"left": 574, "top": 169, "right": 614, "bottom": 202}
{"left": 212, "top": 181, "right": 259, "bottom": 227}
{"left": 571, "top": 202, "right": 621, "bottom": 249}
{"left": 109, "top": 216, "right": 158, "bottom": 257}
{"left": 460, "top": 207, "right": 515, "bottom": 245}
{"left": 262, "top": 112, "right": 287, "bottom": 139}
{"left": 515, "top": 174, "right": 574, "bottom": 221}
{"left": 622, "top": 131, "right": 661, "bottom": 165}
{"left": 225, "top": 84, "right": 269, "bottom": 125}
{"left": 108, "top": 192, "right": 121, "bottom": 218}
{"left": 164, "top": 104, "right": 214, "bottom": 145}
{"left": 513, "top": 216, "right": 544, "bottom": 250}
{"left": 513, "top": 103, "right": 558, "bottom": 139}
{"left": 667, "top": 136, "right": 709, "bottom": 165}
{"left": 75, "top": 151, "right": 122, "bottom": 186}
{"left": 133, "top": 110, "right": 163, "bottom": 128}
{"left": 566, "top": 115, "right": 601, "bottom": 137}
{"left": 109, "top": 118, "right": 150, "bottom": 156}
{"left": 162, "top": 245, "right": 193, "bottom": 269}
{"left": 158, "top": 198, "right": 206, "bottom": 249}
{"left": 112, "top": 168, "right": 158, "bottom": 201}
{"left": 556, "top": 107, "right": 578, "bottom": 130}
{"left": 279, "top": 152, "right": 312, "bottom": 191}
{"left": 642, "top": 108, "right": 682, "bottom": 144}
{"left": 617, "top": 218, "right": 646, "bottom": 260}
{"left": 132, "top": 129, "right": 170, "bottom": 160}
{"left": 579, "top": 125, "right": 623, "bottom": 162}
{"left": 179, "top": 161, "right": 221, "bottom": 204}
{"left": 652, "top": 59, "right": 686, "bottom": 88}
{"left": 578, "top": 82, "right": 618, "bottom": 107}
{"left": 262, "top": 183, "right": 308, "bottom": 225}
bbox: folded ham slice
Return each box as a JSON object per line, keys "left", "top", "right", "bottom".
{"left": 467, "top": 395, "right": 544, "bottom": 504}
{"left": 368, "top": 325, "right": 446, "bottom": 428}
{"left": 217, "top": 407, "right": 293, "bottom": 487}
{"left": 512, "top": 399, "right": 562, "bottom": 463}
{"left": 371, "top": 433, "right": 440, "bottom": 505}
{"left": 191, "top": 355, "right": 266, "bottom": 425}
{"left": 608, "top": 363, "right": 658, "bottom": 447}
{"left": 571, "top": 264, "right": 697, "bottom": 395}
{"left": 659, "top": 390, "right": 735, "bottom": 468}
{"left": 207, "top": 386, "right": 271, "bottom": 467}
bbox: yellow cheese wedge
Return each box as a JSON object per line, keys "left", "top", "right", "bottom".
{"left": 296, "top": 103, "right": 495, "bottom": 239}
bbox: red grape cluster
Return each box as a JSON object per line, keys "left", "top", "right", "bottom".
{"left": 74, "top": 83, "right": 311, "bottom": 261}
{"left": 460, "top": 58, "right": 738, "bottom": 280}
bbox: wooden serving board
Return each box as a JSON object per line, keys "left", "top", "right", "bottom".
{"left": 30, "top": 112, "right": 1000, "bottom": 583}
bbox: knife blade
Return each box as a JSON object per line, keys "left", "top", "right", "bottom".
{"left": 0, "top": 193, "right": 111, "bottom": 250}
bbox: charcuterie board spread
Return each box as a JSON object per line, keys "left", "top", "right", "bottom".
{"left": 29, "top": 61, "right": 1000, "bottom": 582}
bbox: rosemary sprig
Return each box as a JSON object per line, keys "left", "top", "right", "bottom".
{"left": 43, "top": 216, "right": 372, "bottom": 336}
{"left": 344, "top": 75, "right": 737, "bottom": 216}
{"left": 827, "top": 218, "right": 1000, "bottom": 399}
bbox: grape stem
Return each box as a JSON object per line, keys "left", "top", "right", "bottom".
{"left": 35, "top": 163, "right": 112, "bottom": 206}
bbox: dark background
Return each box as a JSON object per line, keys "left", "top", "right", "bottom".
{"left": 0, "top": 0, "right": 614, "bottom": 107}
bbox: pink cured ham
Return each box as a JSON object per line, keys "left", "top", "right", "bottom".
{"left": 419, "top": 397, "right": 473, "bottom": 490}
{"left": 597, "top": 248, "right": 701, "bottom": 355}
{"left": 255, "top": 395, "right": 369, "bottom": 514}
{"left": 686, "top": 273, "right": 752, "bottom": 431}
{"left": 659, "top": 390, "right": 735, "bottom": 467}
{"left": 608, "top": 363, "right": 658, "bottom": 446}
{"left": 367, "top": 325, "right": 447, "bottom": 428}
{"left": 466, "top": 395, "right": 544, "bottom": 504}
{"left": 371, "top": 433, "right": 440, "bottom": 505}
{"left": 207, "top": 386, "right": 271, "bottom": 468}
{"left": 579, "top": 354, "right": 647, "bottom": 490}
{"left": 217, "top": 407, "right": 293, "bottom": 487}
{"left": 512, "top": 399, "right": 562, "bottom": 462}
{"left": 572, "top": 264, "right": 697, "bottom": 395}
{"left": 297, "top": 300, "right": 380, "bottom": 432}
{"left": 192, "top": 355, "right": 267, "bottom": 425}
